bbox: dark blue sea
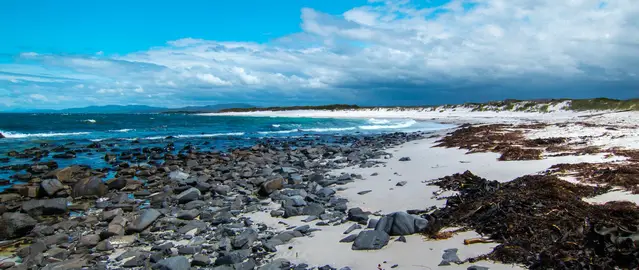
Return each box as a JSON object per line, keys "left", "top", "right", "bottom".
{"left": 0, "top": 113, "right": 454, "bottom": 190}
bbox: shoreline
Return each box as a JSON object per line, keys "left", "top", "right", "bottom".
{"left": 0, "top": 110, "right": 638, "bottom": 269}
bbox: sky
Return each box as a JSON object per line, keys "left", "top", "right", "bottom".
{"left": 0, "top": 0, "right": 637, "bottom": 109}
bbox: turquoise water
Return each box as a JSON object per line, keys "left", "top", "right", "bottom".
{"left": 0, "top": 113, "right": 454, "bottom": 189}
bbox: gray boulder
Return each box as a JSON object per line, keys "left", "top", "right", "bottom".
{"left": 374, "top": 212, "right": 429, "bottom": 236}
{"left": 347, "top": 208, "right": 370, "bottom": 225}
{"left": 154, "top": 256, "right": 190, "bottom": 270}
{"left": 352, "top": 230, "right": 390, "bottom": 250}
{"left": 22, "top": 198, "right": 68, "bottom": 215}
{"left": 41, "top": 178, "right": 64, "bottom": 196}
{"left": 232, "top": 228, "right": 257, "bottom": 249}
{"left": 0, "top": 212, "right": 37, "bottom": 239}
{"left": 169, "top": 171, "right": 189, "bottom": 181}
{"left": 72, "top": 177, "right": 107, "bottom": 198}
{"left": 177, "top": 187, "right": 201, "bottom": 203}
{"left": 215, "top": 249, "right": 251, "bottom": 265}
{"left": 127, "top": 209, "right": 161, "bottom": 233}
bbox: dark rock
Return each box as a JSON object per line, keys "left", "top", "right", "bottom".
{"left": 396, "top": 235, "right": 407, "bottom": 243}
{"left": 367, "top": 219, "right": 378, "bottom": 229}
{"left": 302, "top": 216, "right": 318, "bottom": 222}
{"left": 16, "top": 240, "right": 47, "bottom": 258}
{"left": 352, "top": 230, "right": 390, "bottom": 250}
{"left": 374, "top": 211, "right": 429, "bottom": 236}
{"left": 396, "top": 181, "right": 407, "bottom": 187}
{"left": 259, "top": 178, "right": 285, "bottom": 196}
{"left": 302, "top": 203, "right": 325, "bottom": 216}
{"left": 176, "top": 187, "right": 201, "bottom": 204}
{"left": 399, "top": 157, "right": 411, "bottom": 161}
{"left": 154, "top": 256, "right": 190, "bottom": 270}
{"left": 169, "top": 171, "right": 189, "bottom": 182}
{"left": 177, "top": 209, "right": 200, "bottom": 220}
{"left": 339, "top": 234, "right": 358, "bottom": 243}
{"left": 347, "top": 208, "right": 370, "bottom": 225}
{"left": 79, "top": 234, "right": 101, "bottom": 247}
{"left": 41, "top": 178, "right": 65, "bottom": 196}
{"left": 357, "top": 190, "right": 372, "bottom": 195}
{"left": 343, "top": 223, "right": 362, "bottom": 234}
{"left": 316, "top": 187, "right": 335, "bottom": 197}
{"left": 439, "top": 248, "right": 462, "bottom": 266}
{"left": 215, "top": 249, "right": 251, "bottom": 265}
{"left": 0, "top": 212, "right": 37, "bottom": 239}
{"left": 123, "top": 254, "right": 148, "bottom": 267}
{"left": 22, "top": 198, "right": 68, "bottom": 215}
{"left": 258, "top": 259, "right": 290, "bottom": 270}
{"left": 235, "top": 258, "right": 257, "bottom": 270}
{"left": 72, "top": 177, "right": 107, "bottom": 198}
{"left": 294, "top": 225, "right": 311, "bottom": 233}
{"left": 178, "top": 246, "right": 202, "bottom": 255}
{"left": 232, "top": 228, "right": 258, "bottom": 249}
{"left": 183, "top": 200, "right": 206, "bottom": 210}
{"left": 191, "top": 254, "right": 210, "bottom": 266}
{"left": 127, "top": 209, "right": 161, "bottom": 233}
{"left": 467, "top": 266, "right": 490, "bottom": 270}
{"left": 102, "top": 208, "right": 124, "bottom": 221}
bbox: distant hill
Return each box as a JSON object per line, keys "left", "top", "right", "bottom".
{"left": 11, "top": 103, "right": 256, "bottom": 114}
{"left": 162, "top": 103, "right": 256, "bottom": 113}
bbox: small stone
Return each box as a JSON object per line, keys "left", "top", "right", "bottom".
{"left": 395, "top": 181, "right": 407, "bottom": 187}
{"left": 357, "top": 190, "right": 372, "bottom": 195}
{"left": 396, "top": 235, "right": 407, "bottom": 243}
{"left": 399, "top": 157, "right": 411, "bottom": 161}
{"left": 79, "top": 234, "right": 100, "bottom": 247}
{"left": 439, "top": 248, "right": 462, "bottom": 266}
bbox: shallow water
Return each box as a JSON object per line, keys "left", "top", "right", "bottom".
{"left": 0, "top": 113, "right": 455, "bottom": 190}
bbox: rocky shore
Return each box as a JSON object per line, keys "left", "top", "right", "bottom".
{"left": 0, "top": 132, "right": 435, "bottom": 270}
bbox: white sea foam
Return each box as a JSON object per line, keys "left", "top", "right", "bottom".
{"left": 300, "top": 127, "right": 357, "bottom": 132}
{"left": 0, "top": 130, "right": 91, "bottom": 139}
{"left": 258, "top": 129, "right": 298, "bottom": 135}
{"left": 142, "top": 132, "right": 245, "bottom": 140}
{"left": 272, "top": 124, "right": 281, "bottom": 128}
{"left": 359, "top": 119, "right": 417, "bottom": 130}
{"left": 367, "top": 118, "right": 391, "bottom": 124}
{"left": 83, "top": 119, "right": 97, "bottom": 123}
{"left": 109, "top": 129, "right": 134, "bottom": 133}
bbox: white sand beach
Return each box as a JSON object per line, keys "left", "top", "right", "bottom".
{"left": 234, "top": 107, "right": 639, "bottom": 270}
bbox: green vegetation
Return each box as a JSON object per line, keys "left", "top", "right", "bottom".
{"left": 219, "top": 104, "right": 360, "bottom": 112}
{"left": 216, "top": 98, "right": 639, "bottom": 113}
{"left": 568, "top": 98, "right": 639, "bottom": 111}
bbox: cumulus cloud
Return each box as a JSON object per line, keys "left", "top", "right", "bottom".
{"left": 1, "top": 0, "right": 638, "bottom": 108}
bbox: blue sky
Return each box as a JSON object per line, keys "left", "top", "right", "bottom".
{"left": 0, "top": 0, "right": 637, "bottom": 109}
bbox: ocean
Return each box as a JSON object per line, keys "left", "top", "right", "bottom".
{"left": 0, "top": 113, "right": 454, "bottom": 190}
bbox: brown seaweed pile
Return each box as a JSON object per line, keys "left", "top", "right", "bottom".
{"left": 547, "top": 163, "right": 639, "bottom": 194}
{"left": 434, "top": 124, "right": 552, "bottom": 161}
{"left": 427, "top": 171, "right": 639, "bottom": 269}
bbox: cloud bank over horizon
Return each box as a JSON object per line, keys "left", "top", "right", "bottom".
{"left": 1, "top": 0, "right": 638, "bottom": 109}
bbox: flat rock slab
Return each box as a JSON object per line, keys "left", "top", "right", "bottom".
{"left": 127, "top": 209, "right": 161, "bottom": 233}
{"left": 352, "top": 230, "right": 390, "bottom": 250}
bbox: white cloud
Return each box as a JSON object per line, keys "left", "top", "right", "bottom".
{"left": 2, "top": 0, "right": 639, "bottom": 107}
{"left": 195, "top": 73, "right": 232, "bottom": 86}
{"left": 29, "top": 94, "right": 48, "bottom": 101}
